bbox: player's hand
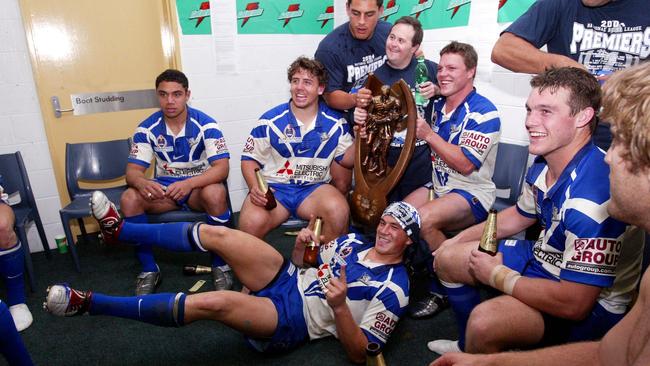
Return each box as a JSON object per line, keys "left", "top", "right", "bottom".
{"left": 418, "top": 81, "right": 438, "bottom": 100}
{"left": 416, "top": 116, "right": 434, "bottom": 141}
{"left": 138, "top": 180, "right": 166, "bottom": 201}
{"left": 429, "top": 352, "right": 490, "bottom": 366}
{"left": 166, "top": 179, "right": 193, "bottom": 201}
{"left": 469, "top": 250, "right": 504, "bottom": 286}
{"left": 248, "top": 185, "right": 269, "bottom": 208}
{"left": 355, "top": 88, "right": 373, "bottom": 109}
{"left": 296, "top": 215, "right": 324, "bottom": 248}
{"left": 326, "top": 265, "right": 348, "bottom": 310}
{"left": 353, "top": 106, "right": 368, "bottom": 126}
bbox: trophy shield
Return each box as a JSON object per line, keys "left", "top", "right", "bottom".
{"left": 350, "top": 73, "right": 417, "bottom": 228}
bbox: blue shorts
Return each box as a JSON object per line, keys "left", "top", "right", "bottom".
{"left": 154, "top": 178, "right": 191, "bottom": 208}
{"left": 245, "top": 260, "right": 309, "bottom": 353}
{"left": 423, "top": 182, "right": 488, "bottom": 223}
{"left": 268, "top": 183, "right": 322, "bottom": 218}
{"left": 498, "top": 239, "right": 624, "bottom": 343}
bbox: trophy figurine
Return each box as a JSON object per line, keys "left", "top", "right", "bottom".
{"left": 350, "top": 74, "right": 417, "bottom": 228}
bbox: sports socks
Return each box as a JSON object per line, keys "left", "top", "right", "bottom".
{"left": 0, "top": 301, "right": 33, "bottom": 366}
{"left": 206, "top": 211, "right": 230, "bottom": 271}
{"left": 125, "top": 214, "right": 158, "bottom": 273}
{"left": 441, "top": 280, "right": 481, "bottom": 351}
{"left": 89, "top": 292, "right": 186, "bottom": 327}
{"left": 0, "top": 241, "right": 26, "bottom": 306}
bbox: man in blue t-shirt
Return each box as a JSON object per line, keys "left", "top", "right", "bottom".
{"left": 46, "top": 199, "right": 420, "bottom": 364}
{"left": 118, "top": 69, "right": 232, "bottom": 295}
{"left": 315, "top": 0, "right": 392, "bottom": 194}
{"left": 427, "top": 67, "right": 643, "bottom": 356}
{"left": 354, "top": 16, "right": 438, "bottom": 202}
{"left": 491, "top": 0, "right": 650, "bottom": 150}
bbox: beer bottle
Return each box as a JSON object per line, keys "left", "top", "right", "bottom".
{"left": 183, "top": 264, "right": 212, "bottom": 275}
{"left": 428, "top": 186, "right": 434, "bottom": 201}
{"left": 254, "top": 168, "right": 277, "bottom": 210}
{"left": 366, "top": 342, "right": 387, "bottom": 366}
{"left": 414, "top": 55, "right": 430, "bottom": 107}
{"left": 303, "top": 216, "right": 323, "bottom": 268}
{"left": 478, "top": 209, "right": 498, "bottom": 256}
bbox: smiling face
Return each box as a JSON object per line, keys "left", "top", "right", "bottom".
{"left": 289, "top": 68, "right": 324, "bottom": 110}
{"left": 437, "top": 52, "right": 475, "bottom": 99}
{"left": 385, "top": 23, "right": 419, "bottom": 69}
{"left": 346, "top": 0, "right": 383, "bottom": 40}
{"left": 373, "top": 215, "right": 411, "bottom": 259}
{"left": 157, "top": 81, "right": 190, "bottom": 120}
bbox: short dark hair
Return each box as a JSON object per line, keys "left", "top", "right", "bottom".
{"left": 287, "top": 57, "right": 328, "bottom": 87}
{"left": 155, "top": 69, "right": 189, "bottom": 90}
{"left": 392, "top": 16, "right": 423, "bottom": 46}
{"left": 530, "top": 67, "right": 601, "bottom": 133}
{"left": 347, "top": 0, "right": 384, "bottom": 8}
{"left": 440, "top": 41, "right": 478, "bottom": 77}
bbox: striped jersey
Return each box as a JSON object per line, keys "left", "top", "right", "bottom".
{"left": 517, "top": 142, "right": 643, "bottom": 313}
{"left": 430, "top": 89, "right": 501, "bottom": 210}
{"left": 241, "top": 101, "right": 353, "bottom": 185}
{"left": 128, "top": 106, "right": 229, "bottom": 184}
{"left": 297, "top": 233, "right": 410, "bottom": 347}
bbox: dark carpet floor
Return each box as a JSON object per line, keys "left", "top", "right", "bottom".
{"left": 2, "top": 226, "right": 456, "bottom": 366}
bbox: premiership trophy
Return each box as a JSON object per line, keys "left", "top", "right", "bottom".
{"left": 350, "top": 74, "right": 417, "bottom": 228}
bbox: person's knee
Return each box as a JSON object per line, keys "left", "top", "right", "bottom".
{"left": 465, "top": 303, "right": 500, "bottom": 352}
{"left": 199, "top": 184, "right": 227, "bottom": 211}
{"left": 120, "top": 188, "right": 146, "bottom": 215}
{"left": 433, "top": 245, "right": 455, "bottom": 282}
{"left": 189, "top": 292, "right": 231, "bottom": 317}
{"left": 0, "top": 212, "right": 16, "bottom": 246}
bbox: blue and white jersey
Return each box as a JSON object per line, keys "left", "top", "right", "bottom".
{"left": 241, "top": 101, "right": 353, "bottom": 185}
{"left": 128, "top": 106, "right": 229, "bottom": 184}
{"left": 516, "top": 142, "right": 643, "bottom": 313}
{"left": 430, "top": 90, "right": 501, "bottom": 211}
{"left": 297, "top": 233, "right": 410, "bottom": 347}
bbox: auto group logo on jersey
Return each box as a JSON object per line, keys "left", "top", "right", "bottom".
{"left": 567, "top": 238, "right": 622, "bottom": 275}
{"left": 317, "top": 5, "right": 334, "bottom": 28}
{"left": 237, "top": 2, "right": 264, "bottom": 28}
{"left": 189, "top": 1, "right": 210, "bottom": 28}
{"left": 278, "top": 4, "right": 303, "bottom": 27}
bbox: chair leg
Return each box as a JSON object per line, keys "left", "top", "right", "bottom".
{"left": 32, "top": 212, "right": 51, "bottom": 258}
{"left": 77, "top": 218, "right": 88, "bottom": 244}
{"left": 14, "top": 225, "right": 36, "bottom": 292}
{"left": 60, "top": 211, "right": 81, "bottom": 272}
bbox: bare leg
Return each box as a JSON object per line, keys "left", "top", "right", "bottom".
{"left": 296, "top": 184, "right": 349, "bottom": 243}
{"left": 186, "top": 183, "right": 229, "bottom": 217}
{"left": 412, "top": 192, "right": 476, "bottom": 251}
{"left": 238, "top": 195, "right": 290, "bottom": 239}
{"left": 120, "top": 187, "right": 179, "bottom": 216}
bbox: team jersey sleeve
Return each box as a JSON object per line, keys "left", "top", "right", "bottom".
{"left": 333, "top": 119, "right": 353, "bottom": 162}
{"left": 515, "top": 180, "right": 537, "bottom": 219}
{"left": 503, "top": 0, "right": 562, "bottom": 48}
{"left": 459, "top": 109, "right": 501, "bottom": 169}
{"left": 358, "top": 274, "right": 408, "bottom": 347}
{"left": 241, "top": 120, "right": 271, "bottom": 165}
{"left": 128, "top": 125, "right": 154, "bottom": 168}
{"left": 559, "top": 191, "right": 628, "bottom": 287}
{"left": 201, "top": 120, "right": 230, "bottom": 163}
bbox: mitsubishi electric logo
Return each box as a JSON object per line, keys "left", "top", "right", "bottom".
{"left": 237, "top": 2, "right": 264, "bottom": 28}
{"left": 189, "top": 1, "right": 210, "bottom": 28}
{"left": 317, "top": 5, "right": 334, "bottom": 28}
{"left": 410, "top": 0, "right": 433, "bottom": 19}
{"left": 278, "top": 4, "right": 304, "bottom": 27}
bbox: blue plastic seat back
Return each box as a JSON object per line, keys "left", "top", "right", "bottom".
{"left": 491, "top": 143, "right": 530, "bottom": 211}
{"left": 65, "top": 139, "right": 131, "bottom": 199}
{"left": 0, "top": 152, "right": 36, "bottom": 213}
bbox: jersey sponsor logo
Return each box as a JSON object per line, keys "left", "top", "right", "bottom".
{"left": 214, "top": 137, "right": 228, "bottom": 154}
{"left": 160, "top": 163, "right": 205, "bottom": 177}
{"left": 294, "top": 164, "right": 328, "bottom": 180}
{"left": 317, "top": 6, "right": 334, "bottom": 28}
{"left": 346, "top": 55, "right": 387, "bottom": 85}
{"left": 370, "top": 312, "right": 397, "bottom": 340}
{"left": 460, "top": 131, "right": 491, "bottom": 156}
{"left": 237, "top": 2, "right": 264, "bottom": 28}
{"left": 566, "top": 237, "right": 622, "bottom": 275}
{"left": 277, "top": 160, "right": 294, "bottom": 175}
{"left": 129, "top": 144, "right": 139, "bottom": 158}
{"left": 278, "top": 4, "right": 303, "bottom": 27}
{"left": 243, "top": 136, "right": 255, "bottom": 153}
{"left": 570, "top": 22, "right": 650, "bottom": 71}
{"left": 532, "top": 240, "right": 563, "bottom": 268}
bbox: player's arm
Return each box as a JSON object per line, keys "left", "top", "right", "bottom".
{"left": 326, "top": 265, "right": 368, "bottom": 364}
{"left": 491, "top": 33, "right": 585, "bottom": 74}
{"left": 416, "top": 116, "right": 475, "bottom": 175}
{"left": 430, "top": 341, "right": 600, "bottom": 366}
{"left": 323, "top": 90, "right": 359, "bottom": 111}
{"left": 125, "top": 162, "right": 166, "bottom": 200}
{"left": 241, "top": 159, "right": 270, "bottom": 208}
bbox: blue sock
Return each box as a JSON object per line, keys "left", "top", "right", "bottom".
{"left": 125, "top": 214, "right": 158, "bottom": 272}
{"left": 0, "top": 301, "right": 33, "bottom": 366}
{"left": 120, "top": 222, "right": 197, "bottom": 252}
{"left": 89, "top": 292, "right": 186, "bottom": 327}
{"left": 0, "top": 242, "right": 26, "bottom": 306}
{"left": 206, "top": 212, "right": 230, "bottom": 270}
{"left": 442, "top": 280, "right": 481, "bottom": 351}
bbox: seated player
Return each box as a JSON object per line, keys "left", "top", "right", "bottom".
{"left": 0, "top": 175, "right": 32, "bottom": 332}
{"left": 429, "top": 67, "right": 643, "bottom": 355}
{"left": 120, "top": 69, "right": 232, "bottom": 294}
{"left": 239, "top": 57, "right": 354, "bottom": 242}
{"left": 45, "top": 193, "right": 419, "bottom": 363}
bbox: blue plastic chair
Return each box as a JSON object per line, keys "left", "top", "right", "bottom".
{"left": 491, "top": 142, "right": 530, "bottom": 212}
{"left": 59, "top": 139, "right": 130, "bottom": 272}
{"left": 0, "top": 151, "right": 50, "bottom": 291}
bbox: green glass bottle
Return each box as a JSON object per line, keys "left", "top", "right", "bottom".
{"left": 414, "top": 55, "right": 429, "bottom": 107}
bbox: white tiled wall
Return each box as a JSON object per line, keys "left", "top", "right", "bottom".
{"left": 2, "top": 0, "right": 531, "bottom": 252}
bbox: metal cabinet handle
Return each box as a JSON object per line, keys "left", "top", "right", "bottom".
{"left": 51, "top": 96, "right": 74, "bottom": 118}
